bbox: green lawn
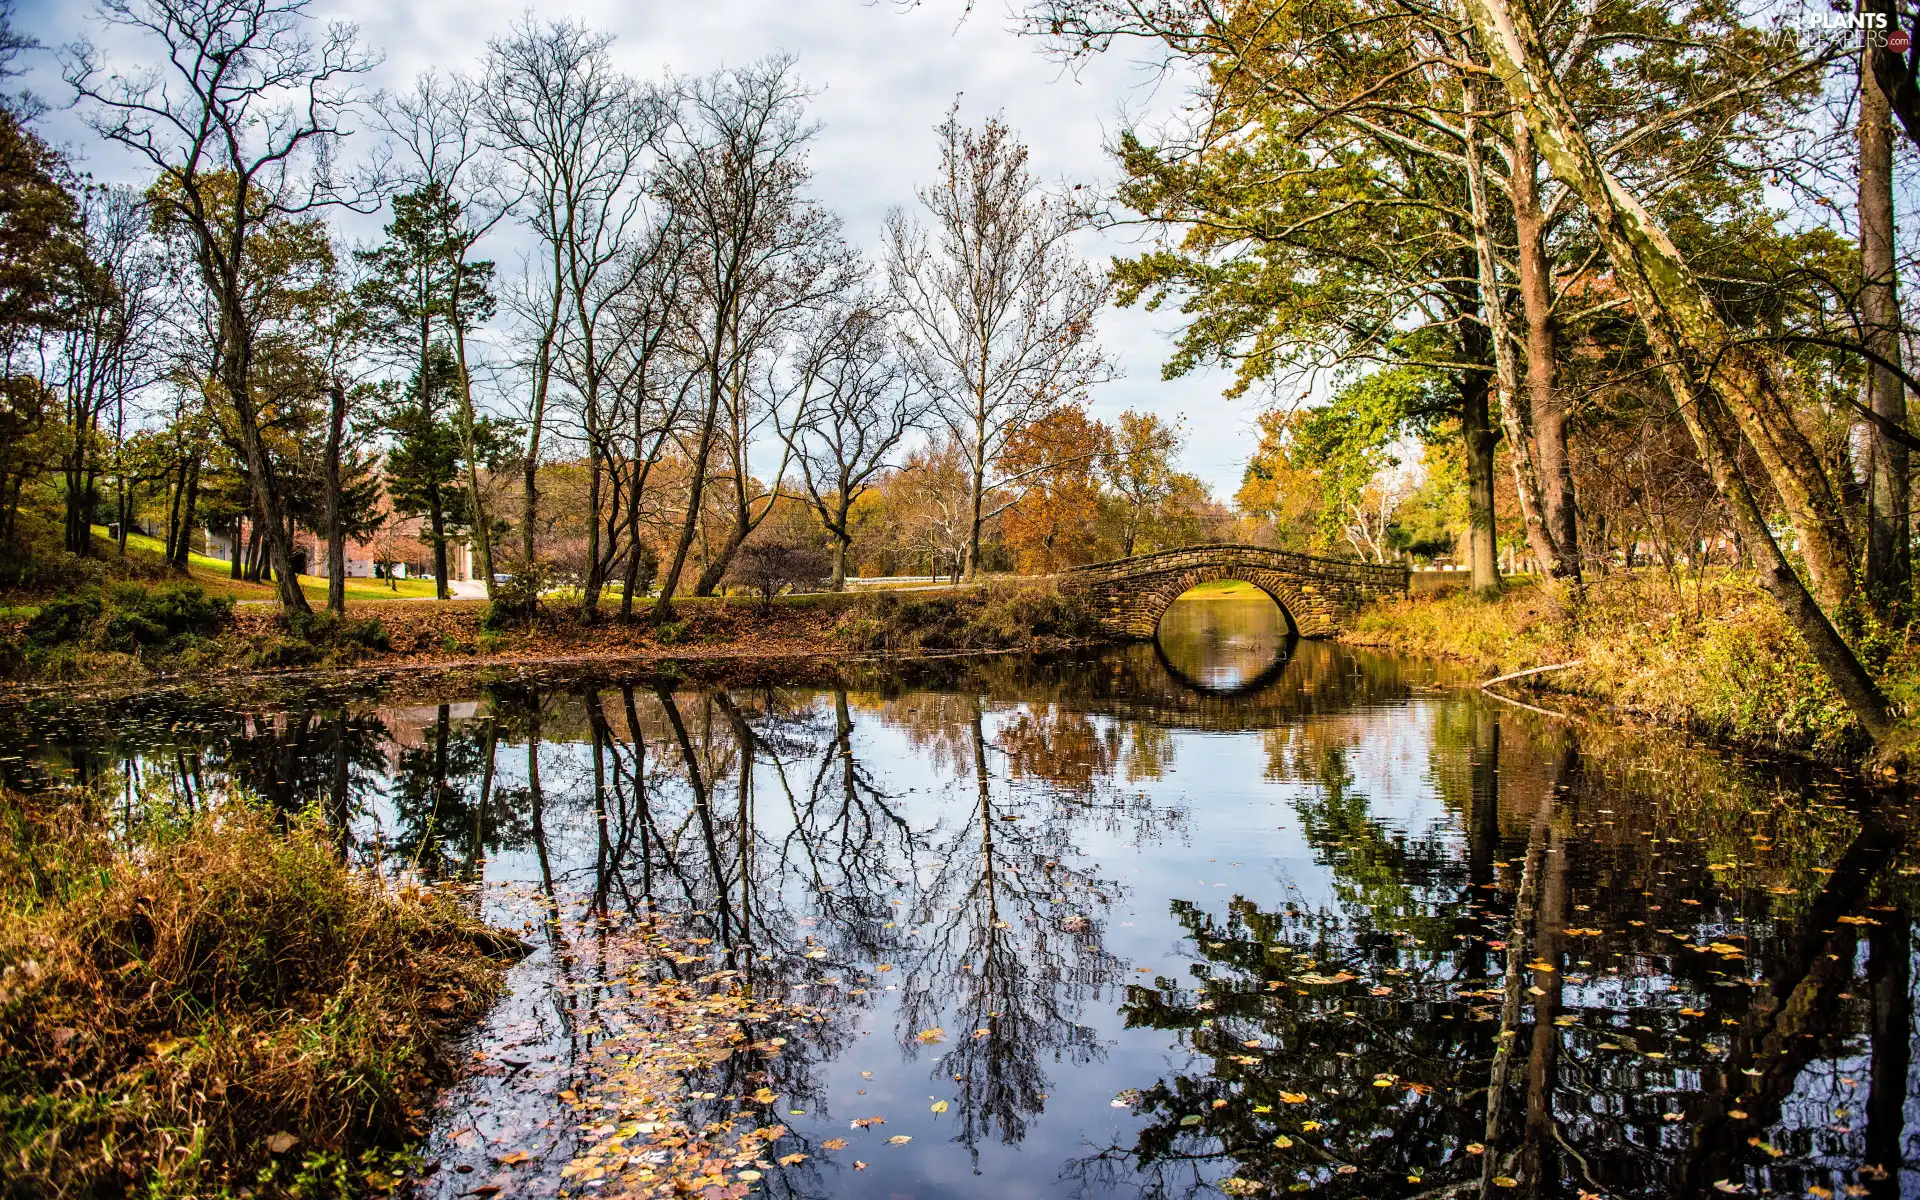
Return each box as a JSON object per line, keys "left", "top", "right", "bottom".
{"left": 94, "top": 527, "right": 445, "bottom": 603}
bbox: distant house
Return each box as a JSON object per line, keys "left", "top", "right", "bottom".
{"left": 203, "top": 505, "right": 472, "bottom": 583}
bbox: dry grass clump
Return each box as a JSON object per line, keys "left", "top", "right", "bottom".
{"left": 0, "top": 789, "right": 514, "bottom": 1198}
{"left": 1346, "top": 570, "right": 1874, "bottom": 759}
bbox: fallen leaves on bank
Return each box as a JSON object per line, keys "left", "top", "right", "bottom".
{"left": 552, "top": 922, "right": 828, "bottom": 1198}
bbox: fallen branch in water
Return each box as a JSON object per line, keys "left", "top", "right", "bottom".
{"left": 1480, "top": 660, "right": 1583, "bottom": 689}
{"left": 1480, "top": 661, "right": 1587, "bottom": 724}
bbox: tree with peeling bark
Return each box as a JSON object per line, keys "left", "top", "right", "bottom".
{"left": 64, "top": 0, "right": 380, "bottom": 614}
{"left": 885, "top": 112, "right": 1112, "bottom": 580}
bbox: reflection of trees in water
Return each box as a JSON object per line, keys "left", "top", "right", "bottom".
{"left": 1072, "top": 696, "right": 1920, "bottom": 1199}
{"left": 896, "top": 701, "right": 1127, "bottom": 1158}
{"left": 27, "top": 647, "right": 1920, "bottom": 1198}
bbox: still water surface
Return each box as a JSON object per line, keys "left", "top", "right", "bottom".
{"left": 6, "top": 592, "right": 1918, "bottom": 1199}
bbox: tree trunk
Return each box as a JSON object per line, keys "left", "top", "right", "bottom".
{"left": 966, "top": 446, "right": 987, "bottom": 580}
{"left": 1862, "top": 44, "right": 1909, "bottom": 614}
{"left": 1458, "top": 0, "right": 1893, "bottom": 741}
{"left": 582, "top": 433, "right": 605, "bottom": 617}
{"left": 1460, "top": 363, "right": 1502, "bottom": 598}
{"left": 831, "top": 522, "right": 850, "bottom": 591}
{"left": 170, "top": 458, "right": 198, "bottom": 574}
{"left": 220, "top": 334, "right": 309, "bottom": 610}
{"left": 450, "top": 260, "right": 494, "bottom": 600}
{"left": 429, "top": 484, "right": 449, "bottom": 601}
{"left": 654, "top": 382, "right": 722, "bottom": 621}
{"left": 1513, "top": 120, "right": 1580, "bottom": 584}
{"left": 1463, "top": 93, "right": 1558, "bottom": 588}
{"left": 323, "top": 380, "right": 348, "bottom": 615}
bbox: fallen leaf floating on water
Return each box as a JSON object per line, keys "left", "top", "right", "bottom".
{"left": 916, "top": 1027, "right": 946, "bottom": 1044}
{"left": 543, "top": 919, "right": 826, "bottom": 1197}
{"left": 887, "top": 1135, "right": 913, "bottom": 1145}
{"left": 931, "top": 1100, "right": 949, "bottom": 1113}
{"left": 821, "top": 1138, "right": 849, "bottom": 1151}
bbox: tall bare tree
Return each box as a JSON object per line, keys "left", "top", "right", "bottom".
{"left": 482, "top": 18, "right": 655, "bottom": 584}
{"left": 650, "top": 56, "right": 850, "bottom": 616}
{"left": 66, "top": 0, "right": 380, "bottom": 613}
{"left": 885, "top": 112, "right": 1111, "bottom": 579}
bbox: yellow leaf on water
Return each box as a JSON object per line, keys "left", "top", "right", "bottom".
{"left": 916, "top": 1027, "right": 946, "bottom": 1044}
{"left": 822, "top": 1138, "right": 849, "bottom": 1150}
{"left": 1279, "top": 1092, "right": 1308, "bottom": 1104}
{"left": 931, "top": 1100, "right": 949, "bottom": 1113}
{"left": 887, "top": 1135, "right": 912, "bottom": 1145}
{"left": 750, "top": 1087, "right": 777, "bottom": 1104}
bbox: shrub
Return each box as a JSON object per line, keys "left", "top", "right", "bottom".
{"left": 0, "top": 789, "right": 514, "bottom": 1198}
{"left": 22, "top": 582, "right": 230, "bottom": 655}
{"left": 483, "top": 562, "right": 551, "bottom": 632}
{"left": 283, "top": 610, "right": 390, "bottom": 652}
{"left": 23, "top": 593, "right": 103, "bottom": 647}
{"left": 723, "top": 539, "right": 830, "bottom": 610}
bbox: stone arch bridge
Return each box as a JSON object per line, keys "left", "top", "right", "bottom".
{"left": 1059, "top": 545, "right": 1410, "bottom": 639}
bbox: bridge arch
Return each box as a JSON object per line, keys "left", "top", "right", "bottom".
{"left": 1060, "top": 544, "right": 1409, "bottom": 641}
{"left": 1142, "top": 565, "right": 1311, "bottom": 639}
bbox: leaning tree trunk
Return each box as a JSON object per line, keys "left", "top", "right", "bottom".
{"left": 653, "top": 380, "right": 722, "bottom": 621}
{"left": 169, "top": 458, "right": 198, "bottom": 574}
{"left": 1460, "top": 0, "right": 1894, "bottom": 743}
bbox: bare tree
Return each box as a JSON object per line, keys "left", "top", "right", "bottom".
{"left": 481, "top": 17, "right": 656, "bottom": 590}
{"left": 885, "top": 111, "right": 1112, "bottom": 579}
{"left": 789, "top": 288, "right": 928, "bottom": 588}
{"left": 57, "top": 186, "right": 168, "bottom": 558}
{"left": 65, "top": 0, "right": 381, "bottom": 613}
{"left": 650, "top": 56, "right": 852, "bottom": 616}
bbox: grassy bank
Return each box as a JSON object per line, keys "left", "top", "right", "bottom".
{"left": 1342, "top": 570, "right": 1915, "bottom": 761}
{"left": 0, "top": 579, "right": 1108, "bottom": 689}
{"left": 0, "top": 790, "right": 515, "bottom": 1198}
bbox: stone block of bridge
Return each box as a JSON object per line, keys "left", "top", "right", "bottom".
{"left": 1058, "top": 545, "right": 1409, "bottom": 640}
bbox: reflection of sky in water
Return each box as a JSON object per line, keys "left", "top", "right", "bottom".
{"left": 7, "top": 643, "right": 1915, "bottom": 1199}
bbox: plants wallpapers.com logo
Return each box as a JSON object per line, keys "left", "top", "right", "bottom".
{"left": 1795, "top": 9, "right": 1913, "bottom": 51}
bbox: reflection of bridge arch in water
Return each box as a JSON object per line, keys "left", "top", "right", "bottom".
{"left": 1151, "top": 632, "right": 1299, "bottom": 699}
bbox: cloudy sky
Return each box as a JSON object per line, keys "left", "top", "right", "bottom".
{"left": 16, "top": 0, "right": 1259, "bottom": 499}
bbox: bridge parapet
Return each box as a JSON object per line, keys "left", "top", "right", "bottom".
{"left": 1059, "top": 544, "right": 1409, "bottom": 639}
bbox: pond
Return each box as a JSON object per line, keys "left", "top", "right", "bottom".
{"left": 4, "top": 592, "right": 1917, "bottom": 1199}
